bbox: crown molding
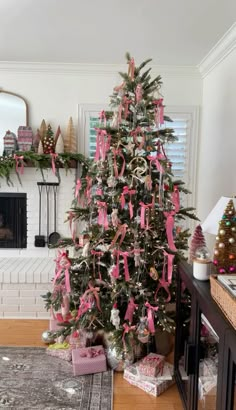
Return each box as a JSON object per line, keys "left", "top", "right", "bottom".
{"left": 0, "top": 61, "right": 200, "bottom": 79}
{"left": 199, "top": 23, "right": 236, "bottom": 78}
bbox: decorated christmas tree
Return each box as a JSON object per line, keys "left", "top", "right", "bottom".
{"left": 42, "top": 124, "right": 55, "bottom": 154}
{"left": 189, "top": 224, "right": 206, "bottom": 262}
{"left": 213, "top": 199, "right": 236, "bottom": 273}
{"left": 43, "top": 54, "right": 197, "bottom": 353}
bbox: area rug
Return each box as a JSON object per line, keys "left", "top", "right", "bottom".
{"left": 0, "top": 347, "right": 113, "bottom": 410}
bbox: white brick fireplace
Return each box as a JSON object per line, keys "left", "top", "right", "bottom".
{"left": 0, "top": 167, "right": 76, "bottom": 319}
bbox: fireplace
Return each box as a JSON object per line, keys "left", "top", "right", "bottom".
{"left": 0, "top": 193, "right": 27, "bottom": 248}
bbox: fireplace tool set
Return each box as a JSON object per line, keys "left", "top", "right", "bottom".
{"left": 35, "top": 182, "right": 60, "bottom": 247}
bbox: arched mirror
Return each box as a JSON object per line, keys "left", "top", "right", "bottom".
{"left": 0, "top": 90, "right": 28, "bottom": 155}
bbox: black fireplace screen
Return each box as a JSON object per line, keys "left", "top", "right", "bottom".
{"left": 0, "top": 193, "right": 27, "bottom": 248}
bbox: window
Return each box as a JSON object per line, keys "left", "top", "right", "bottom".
{"left": 78, "top": 104, "right": 199, "bottom": 211}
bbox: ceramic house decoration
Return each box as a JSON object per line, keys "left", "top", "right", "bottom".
{"left": 17, "top": 126, "right": 33, "bottom": 151}
{"left": 3, "top": 130, "right": 18, "bottom": 155}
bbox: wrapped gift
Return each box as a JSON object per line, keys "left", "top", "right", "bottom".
{"left": 137, "top": 353, "right": 165, "bottom": 378}
{"left": 124, "top": 362, "right": 175, "bottom": 397}
{"left": 46, "top": 342, "right": 72, "bottom": 362}
{"left": 72, "top": 345, "right": 107, "bottom": 376}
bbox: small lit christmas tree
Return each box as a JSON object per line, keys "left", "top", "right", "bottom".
{"left": 213, "top": 199, "right": 236, "bottom": 273}
{"left": 189, "top": 224, "right": 207, "bottom": 262}
{"left": 42, "top": 124, "right": 55, "bottom": 154}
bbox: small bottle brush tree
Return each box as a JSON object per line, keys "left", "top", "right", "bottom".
{"left": 43, "top": 54, "right": 197, "bottom": 352}
{"left": 213, "top": 199, "right": 236, "bottom": 273}
{"left": 189, "top": 224, "right": 207, "bottom": 262}
{"left": 42, "top": 124, "right": 55, "bottom": 154}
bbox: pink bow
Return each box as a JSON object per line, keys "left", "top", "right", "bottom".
{"left": 120, "top": 186, "right": 136, "bottom": 219}
{"left": 97, "top": 201, "right": 108, "bottom": 230}
{"left": 109, "top": 223, "right": 128, "bottom": 248}
{"left": 164, "top": 211, "right": 177, "bottom": 251}
{"left": 140, "top": 202, "right": 153, "bottom": 230}
{"left": 50, "top": 153, "right": 58, "bottom": 175}
{"left": 91, "top": 249, "right": 104, "bottom": 280}
{"left": 53, "top": 250, "right": 71, "bottom": 293}
{"left": 94, "top": 129, "right": 111, "bottom": 162}
{"left": 153, "top": 98, "right": 164, "bottom": 125}
{"left": 124, "top": 297, "right": 138, "bottom": 323}
{"left": 131, "top": 127, "right": 145, "bottom": 150}
{"left": 79, "top": 347, "right": 103, "bottom": 358}
{"left": 14, "top": 154, "right": 24, "bottom": 174}
{"left": 145, "top": 302, "right": 158, "bottom": 334}
{"left": 147, "top": 154, "right": 165, "bottom": 174}
{"left": 113, "top": 148, "right": 126, "bottom": 178}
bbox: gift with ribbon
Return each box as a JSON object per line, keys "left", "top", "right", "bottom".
{"left": 72, "top": 345, "right": 107, "bottom": 376}
{"left": 46, "top": 342, "right": 72, "bottom": 362}
{"left": 137, "top": 353, "right": 165, "bottom": 378}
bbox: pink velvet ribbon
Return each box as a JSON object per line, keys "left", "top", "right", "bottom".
{"left": 145, "top": 302, "right": 159, "bottom": 334}
{"left": 128, "top": 58, "right": 135, "bottom": 80}
{"left": 120, "top": 186, "right": 136, "bottom": 219}
{"left": 153, "top": 98, "right": 164, "bottom": 125}
{"left": 164, "top": 211, "right": 177, "bottom": 251}
{"left": 147, "top": 154, "right": 165, "bottom": 174}
{"left": 14, "top": 154, "right": 24, "bottom": 174}
{"left": 53, "top": 250, "right": 71, "bottom": 293}
{"left": 50, "top": 153, "right": 58, "bottom": 175}
{"left": 77, "top": 296, "right": 92, "bottom": 319}
{"left": 124, "top": 297, "right": 138, "bottom": 323}
{"left": 139, "top": 202, "right": 153, "bottom": 230}
{"left": 83, "top": 282, "right": 102, "bottom": 312}
{"left": 131, "top": 127, "right": 145, "bottom": 150}
{"left": 113, "top": 148, "right": 126, "bottom": 178}
{"left": 171, "top": 185, "right": 180, "bottom": 213}
{"left": 123, "top": 96, "right": 132, "bottom": 119}
{"left": 155, "top": 251, "right": 175, "bottom": 302}
{"left": 109, "top": 223, "right": 128, "bottom": 248}
{"left": 94, "top": 129, "right": 111, "bottom": 161}
{"left": 122, "top": 323, "right": 136, "bottom": 350}
{"left": 97, "top": 201, "right": 108, "bottom": 230}
{"left": 85, "top": 176, "right": 93, "bottom": 205}
{"left": 99, "top": 110, "right": 107, "bottom": 127}
{"left": 112, "top": 249, "right": 130, "bottom": 281}
{"left": 91, "top": 249, "right": 104, "bottom": 280}
{"left": 79, "top": 347, "right": 103, "bottom": 358}
{"left": 135, "top": 84, "right": 143, "bottom": 103}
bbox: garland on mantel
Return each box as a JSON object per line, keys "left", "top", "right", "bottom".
{"left": 0, "top": 151, "right": 90, "bottom": 185}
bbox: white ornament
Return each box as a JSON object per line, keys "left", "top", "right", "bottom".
{"left": 110, "top": 307, "right": 120, "bottom": 330}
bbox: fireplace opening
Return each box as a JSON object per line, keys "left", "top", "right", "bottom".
{"left": 0, "top": 193, "right": 27, "bottom": 248}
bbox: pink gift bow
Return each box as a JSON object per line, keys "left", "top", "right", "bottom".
{"left": 85, "top": 176, "right": 93, "bottom": 205}
{"left": 120, "top": 186, "right": 136, "bottom": 219}
{"left": 155, "top": 250, "right": 175, "bottom": 302}
{"left": 53, "top": 250, "right": 71, "bottom": 293}
{"left": 50, "top": 153, "right": 58, "bottom": 175}
{"left": 145, "top": 302, "right": 158, "bottom": 334}
{"left": 141, "top": 356, "right": 164, "bottom": 375}
{"left": 14, "top": 154, "right": 24, "bottom": 174}
{"left": 113, "top": 147, "right": 125, "bottom": 178}
{"left": 79, "top": 347, "right": 103, "bottom": 358}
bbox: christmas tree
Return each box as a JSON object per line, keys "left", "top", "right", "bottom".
{"left": 189, "top": 224, "right": 206, "bottom": 262}
{"left": 43, "top": 54, "right": 197, "bottom": 352}
{"left": 213, "top": 199, "right": 236, "bottom": 273}
{"left": 42, "top": 124, "right": 55, "bottom": 154}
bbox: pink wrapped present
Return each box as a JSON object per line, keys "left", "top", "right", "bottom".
{"left": 46, "top": 343, "right": 72, "bottom": 362}
{"left": 124, "top": 362, "right": 175, "bottom": 397}
{"left": 72, "top": 345, "right": 107, "bottom": 376}
{"left": 138, "top": 353, "right": 165, "bottom": 378}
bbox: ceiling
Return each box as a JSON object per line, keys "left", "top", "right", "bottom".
{"left": 1, "top": 0, "right": 236, "bottom": 66}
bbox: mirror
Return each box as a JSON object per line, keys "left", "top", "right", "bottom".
{"left": 0, "top": 90, "right": 28, "bottom": 155}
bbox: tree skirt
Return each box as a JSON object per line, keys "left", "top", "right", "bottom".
{"left": 0, "top": 347, "right": 113, "bottom": 409}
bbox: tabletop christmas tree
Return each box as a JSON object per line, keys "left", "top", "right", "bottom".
{"left": 189, "top": 224, "right": 207, "bottom": 262}
{"left": 213, "top": 199, "right": 236, "bottom": 273}
{"left": 42, "top": 124, "right": 55, "bottom": 154}
{"left": 43, "top": 54, "right": 197, "bottom": 354}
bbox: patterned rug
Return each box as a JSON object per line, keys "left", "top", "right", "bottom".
{"left": 0, "top": 347, "right": 113, "bottom": 410}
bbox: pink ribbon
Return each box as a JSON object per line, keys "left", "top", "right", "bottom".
{"left": 77, "top": 296, "right": 92, "bottom": 318}
{"left": 153, "top": 99, "right": 164, "bottom": 125}
{"left": 91, "top": 249, "right": 104, "bottom": 280}
{"left": 171, "top": 185, "right": 180, "bottom": 213}
{"left": 145, "top": 302, "right": 158, "bottom": 334}
{"left": 113, "top": 148, "right": 126, "bottom": 178}
{"left": 131, "top": 248, "right": 144, "bottom": 267}
{"left": 97, "top": 201, "right": 108, "bottom": 230}
{"left": 164, "top": 211, "right": 177, "bottom": 251}
{"left": 50, "top": 153, "right": 58, "bottom": 175}
{"left": 112, "top": 250, "right": 130, "bottom": 281}
{"left": 140, "top": 202, "right": 153, "bottom": 230}
{"left": 122, "top": 323, "right": 136, "bottom": 349}
{"left": 135, "top": 84, "right": 143, "bottom": 103}
{"left": 131, "top": 127, "right": 145, "bottom": 150}
{"left": 79, "top": 347, "right": 103, "bottom": 358}
{"left": 85, "top": 176, "right": 93, "bottom": 205}
{"left": 128, "top": 57, "right": 135, "bottom": 80}
{"left": 61, "top": 293, "right": 70, "bottom": 319}
{"left": 124, "top": 297, "right": 138, "bottom": 323}
{"left": 147, "top": 154, "right": 165, "bottom": 174}
{"left": 120, "top": 186, "right": 136, "bottom": 219}
{"left": 99, "top": 110, "right": 107, "bottom": 127}
{"left": 83, "top": 282, "right": 102, "bottom": 312}
{"left": 109, "top": 223, "right": 128, "bottom": 248}
{"left": 14, "top": 154, "right": 24, "bottom": 174}
{"left": 96, "top": 188, "right": 103, "bottom": 196}
{"left": 53, "top": 250, "right": 71, "bottom": 293}
{"left": 94, "top": 129, "right": 111, "bottom": 161}
{"left": 123, "top": 96, "right": 132, "bottom": 119}
{"left": 155, "top": 251, "right": 174, "bottom": 302}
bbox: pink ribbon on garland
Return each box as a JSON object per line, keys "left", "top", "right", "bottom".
{"left": 164, "top": 211, "right": 177, "bottom": 251}
{"left": 50, "top": 153, "right": 58, "bottom": 175}
{"left": 155, "top": 250, "right": 175, "bottom": 302}
{"left": 139, "top": 202, "right": 153, "bottom": 230}
{"left": 14, "top": 154, "right": 24, "bottom": 174}
{"left": 113, "top": 148, "right": 126, "bottom": 178}
{"left": 124, "top": 297, "right": 138, "bottom": 323}
{"left": 53, "top": 250, "right": 71, "bottom": 293}
{"left": 120, "top": 186, "right": 136, "bottom": 219}
{"left": 91, "top": 249, "right": 104, "bottom": 280}
{"left": 145, "top": 302, "right": 158, "bottom": 334}
{"left": 83, "top": 282, "right": 102, "bottom": 312}
{"left": 97, "top": 201, "right": 108, "bottom": 230}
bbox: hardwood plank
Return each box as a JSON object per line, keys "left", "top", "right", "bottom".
{"left": 0, "top": 319, "right": 184, "bottom": 409}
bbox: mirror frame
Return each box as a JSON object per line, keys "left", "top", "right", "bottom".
{"left": 0, "top": 89, "right": 28, "bottom": 126}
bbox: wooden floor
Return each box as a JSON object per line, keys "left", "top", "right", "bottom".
{"left": 0, "top": 319, "right": 184, "bottom": 410}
